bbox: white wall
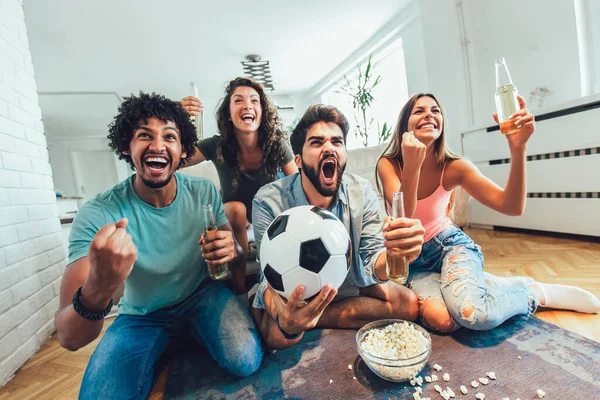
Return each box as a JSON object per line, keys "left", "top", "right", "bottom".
{"left": 402, "top": 17, "right": 429, "bottom": 95}
{"left": 418, "top": 0, "right": 586, "bottom": 138}
{"left": 47, "top": 137, "right": 130, "bottom": 198}
{"left": 0, "top": 0, "right": 66, "bottom": 387}
{"left": 418, "top": 0, "right": 478, "bottom": 151}
{"left": 294, "top": 0, "right": 427, "bottom": 135}
{"left": 588, "top": 0, "right": 600, "bottom": 94}
{"left": 464, "top": 0, "right": 580, "bottom": 127}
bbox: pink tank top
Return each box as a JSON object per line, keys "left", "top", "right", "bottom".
{"left": 390, "top": 161, "right": 454, "bottom": 243}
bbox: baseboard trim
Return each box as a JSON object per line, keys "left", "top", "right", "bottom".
{"left": 467, "top": 223, "right": 494, "bottom": 230}
{"left": 483, "top": 225, "right": 600, "bottom": 243}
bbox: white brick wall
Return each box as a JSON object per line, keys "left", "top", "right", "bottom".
{"left": 0, "top": 0, "right": 65, "bottom": 387}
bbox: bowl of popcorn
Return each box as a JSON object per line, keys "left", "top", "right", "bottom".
{"left": 356, "top": 319, "right": 432, "bottom": 382}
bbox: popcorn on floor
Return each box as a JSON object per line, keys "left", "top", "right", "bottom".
{"left": 486, "top": 371, "right": 496, "bottom": 380}
{"left": 471, "top": 380, "right": 479, "bottom": 388}
{"left": 475, "top": 393, "right": 486, "bottom": 400}
{"left": 459, "top": 385, "right": 468, "bottom": 395}
{"left": 433, "top": 364, "right": 443, "bottom": 371}
{"left": 442, "top": 373, "right": 450, "bottom": 382}
{"left": 537, "top": 389, "right": 546, "bottom": 398}
{"left": 478, "top": 377, "right": 489, "bottom": 385}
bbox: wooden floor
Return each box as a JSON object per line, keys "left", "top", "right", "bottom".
{"left": 1, "top": 228, "right": 599, "bottom": 399}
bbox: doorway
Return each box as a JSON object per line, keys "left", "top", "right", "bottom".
{"left": 70, "top": 150, "right": 119, "bottom": 203}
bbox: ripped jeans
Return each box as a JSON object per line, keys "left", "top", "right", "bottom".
{"left": 408, "top": 225, "right": 538, "bottom": 332}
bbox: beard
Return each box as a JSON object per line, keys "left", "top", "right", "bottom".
{"left": 138, "top": 150, "right": 175, "bottom": 189}
{"left": 301, "top": 157, "right": 345, "bottom": 197}
{"left": 139, "top": 173, "right": 173, "bottom": 189}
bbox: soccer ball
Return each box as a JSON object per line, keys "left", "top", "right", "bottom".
{"left": 259, "top": 205, "right": 352, "bottom": 301}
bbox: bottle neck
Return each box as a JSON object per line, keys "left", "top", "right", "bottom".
{"left": 391, "top": 193, "right": 405, "bottom": 218}
{"left": 190, "top": 82, "right": 199, "bottom": 98}
{"left": 495, "top": 63, "right": 513, "bottom": 87}
{"left": 203, "top": 205, "right": 216, "bottom": 229}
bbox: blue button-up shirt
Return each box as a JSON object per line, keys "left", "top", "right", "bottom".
{"left": 251, "top": 172, "right": 387, "bottom": 309}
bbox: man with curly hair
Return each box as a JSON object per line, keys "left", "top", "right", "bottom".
{"left": 55, "top": 92, "right": 263, "bottom": 399}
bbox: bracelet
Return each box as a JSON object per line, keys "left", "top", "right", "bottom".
{"left": 72, "top": 286, "right": 113, "bottom": 321}
{"left": 275, "top": 314, "right": 302, "bottom": 340}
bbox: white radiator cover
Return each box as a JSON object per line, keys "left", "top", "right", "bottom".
{"left": 462, "top": 98, "right": 600, "bottom": 237}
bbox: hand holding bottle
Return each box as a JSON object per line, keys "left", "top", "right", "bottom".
{"left": 180, "top": 96, "right": 203, "bottom": 117}
{"left": 492, "top": 95, "right": 535, "bottom": 150}
{"left": 200, "top": 204, "right": 231, "bottom": 280}
{"left": 199, "top": 229, "right": 237, "bottom": 266}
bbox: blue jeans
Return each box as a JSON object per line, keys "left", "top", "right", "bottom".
{"left": 79, "top": 279, "right": 263, "bottom": 400}
{"left": 408, "top": 226, "right": 538, "bottom": 331}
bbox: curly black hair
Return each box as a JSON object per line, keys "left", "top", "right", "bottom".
{"left": 215, "top": 77, "right": 288, "bottom": 189}
{"left": 107, "top": 92, "right": 197, "bottom": 169}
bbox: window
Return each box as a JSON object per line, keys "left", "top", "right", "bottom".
{"left": 322, "top": 38, "right": 409, "bottom": 150}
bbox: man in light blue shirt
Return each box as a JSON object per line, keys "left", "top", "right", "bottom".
{"left": 55, "top": 93, "right": 262, "bottom": 399}
{"left": 251, "top": 105, "right": 425, "bottom": 349}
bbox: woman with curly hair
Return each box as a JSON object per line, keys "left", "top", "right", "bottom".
{"left": 181, "top": 77, "right": 297, "bottom": 298}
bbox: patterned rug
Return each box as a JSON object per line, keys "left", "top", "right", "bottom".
{"left": 164, "top": 316, "right": 600, "bottom": 399}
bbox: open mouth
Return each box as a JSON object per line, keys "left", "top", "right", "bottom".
{"left": 417, "top": 122, "right": 437, "bottom": 130}
{"left": 320, "top": 158, "right": 337, "bottom": 184}
{"left": 143, "top": 156, "right": 170, "bottom": 175}
{"left": 241, "top": 113, "right": 255, "bottom": 123}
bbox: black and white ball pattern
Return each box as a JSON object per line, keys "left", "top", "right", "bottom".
{"left": 260, "top": 205, "right": 352, "bottom": 301}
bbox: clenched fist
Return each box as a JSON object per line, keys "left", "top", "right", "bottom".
{"left": 85, "top": 218, "right": 138, "bottom": 299}
{"left": 401, "top": 131, "right": 427, "bottom": 169}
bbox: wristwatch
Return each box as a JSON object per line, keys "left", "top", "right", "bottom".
{"left": 72, "top": 286, "right": 114, "bottom": 321}
{"left": 275, "top": 314, "right": 303, "bottom": 340}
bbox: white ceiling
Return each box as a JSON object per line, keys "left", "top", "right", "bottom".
{"left": 24, "top": 0, "right": 410, "bottom": 103}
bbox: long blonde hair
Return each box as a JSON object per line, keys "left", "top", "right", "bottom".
{"left": 376, "top": 93, "right": 461, "bottom": 216}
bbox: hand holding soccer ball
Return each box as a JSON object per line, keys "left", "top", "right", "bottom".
{"left": 260, "top": 206, "right": 351, "bottom": 301}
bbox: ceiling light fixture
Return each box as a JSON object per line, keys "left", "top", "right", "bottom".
{"left": 241, "top": 54, "right": 275, "bottom": 91}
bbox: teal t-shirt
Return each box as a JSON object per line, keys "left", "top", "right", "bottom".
{"left": 68, "top": 173, "right": 228, "bottom": 316}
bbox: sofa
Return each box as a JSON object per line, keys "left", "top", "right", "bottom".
{"left": 181, "top": 143, "right": 389, "bottom": 278}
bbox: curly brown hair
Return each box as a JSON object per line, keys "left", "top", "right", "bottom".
{"left": 108, "top": 92, "right": 197, "bottom": 169}
{"left": 215, "top": 77, "right": 288, "bottom": 189}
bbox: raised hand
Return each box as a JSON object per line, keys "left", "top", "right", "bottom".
{"left": 199, "top": 230, "right": 236, "bottom": 266}
{"left": 268, "top": 284, "right": 338, "bottom": 337}
{"left": 180, "top": 96, "right": 203, "bottom": 117}
{"left": 492, "top": 95, "right": 535, "bottom": 149}
{"left": 383, "top": 217, "right": 424, "bottom": 262}
{"left": 85, "top": 218, "right": 138, "bottom": 300}
{"left": 401, "top": 131, "right": 427, "bottom": 169}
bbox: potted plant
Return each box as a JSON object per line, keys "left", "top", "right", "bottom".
{"left": 341, "top": 55, "right": 390, "bottom": 147}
